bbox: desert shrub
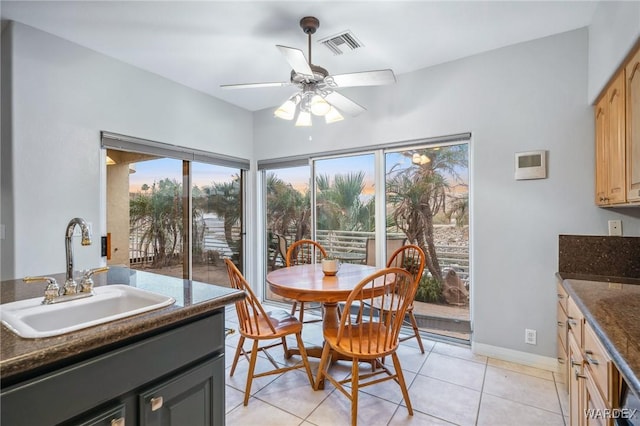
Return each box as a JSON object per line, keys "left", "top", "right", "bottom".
{"left": 415, "top": 275, "right": 443, "bottom": 303}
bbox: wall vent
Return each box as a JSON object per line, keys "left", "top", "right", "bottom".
{"left": 319, "top": 31, "right": 363, "bottom": 55}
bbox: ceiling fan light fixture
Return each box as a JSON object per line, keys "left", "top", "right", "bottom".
{"left": 324, "top": 106, "right": 344, "bottom": 124}
{"left": 310, "top": 94, "right": 331, "bottom": 116}
{"left": 295, "top": 110, "right": 312, "bottom": 127}
{"left": 274, "top": 95, "right": 300, "bottom": 120}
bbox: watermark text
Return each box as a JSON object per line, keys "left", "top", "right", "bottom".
{"left": 584, "top": 408, "right": 638, "bottom": 420}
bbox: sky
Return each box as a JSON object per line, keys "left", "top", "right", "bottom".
{"left": 129, "top": 158, "right": 238, "bottom": 192}
{"left": 128, "top": 144, "right": 469, "bottom": 196}
{"left": 270, "top": 146, "right": 469, "bottom": 196}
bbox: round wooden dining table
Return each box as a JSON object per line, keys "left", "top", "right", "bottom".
{"left": 266, "top": 262, "right": 379, "bottom": 332}
{"left": 267, "top": 262, "right": 382, "bottom": 389}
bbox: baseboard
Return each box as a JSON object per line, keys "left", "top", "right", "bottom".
{"left": 472, "top": 342, "right": 559, "bottom": 372}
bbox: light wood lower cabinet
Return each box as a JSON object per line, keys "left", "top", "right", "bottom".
{"left": 558, "top": 282, "right": 569, "bottom": 386}
{"left": 559, "top": 290, "right": 621, "bottom": 426}
{"left": 584, "top": 368, "right": 611, "bottom": 426}
{"left": 569, "top": 333, "right": 585, "bottom": 425}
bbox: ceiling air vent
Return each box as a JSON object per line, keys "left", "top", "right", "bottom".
{"left": 319, "top": 31, "right": 363, "bottom": 55}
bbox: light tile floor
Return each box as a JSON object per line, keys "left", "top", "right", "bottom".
{"left": 224, "top": 306, "right": 568, "bottom": 426}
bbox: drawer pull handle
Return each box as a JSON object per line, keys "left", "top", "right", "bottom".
{"left": 567, "top": 318, "right": 577, "bottom": 328}
{"left": 557, "top": 321, "right": 565, "bottom": 327}
{"left": 574, "top": 368, "right": 587, "bottom": 380}
{"left": 111, "top": 418, "right": 125, "bottom": 426}
{"left": 558, "top": 358, "right": 566, "bottom": 364}
{"left": 585, "top": 350, "right": 600, "bottom": 365}
{"left": 150, "top": 396, "right": 164, "bottom": 411}
{"left": 557, "top": 293, "right": 565, "bottom": 299}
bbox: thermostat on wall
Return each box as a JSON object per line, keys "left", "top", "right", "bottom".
{"left": 515, "top": 150, "right": 547, "bottom": 180}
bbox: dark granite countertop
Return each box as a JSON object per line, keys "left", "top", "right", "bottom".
{"left": 558, "top": 273, "right": 640, "bottom": 397}
{"left": 0, "top": 267, "right": 244, "bottom": 384}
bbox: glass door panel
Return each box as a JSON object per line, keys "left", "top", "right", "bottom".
{"left": 386, "top": 143, "right": 470, "bottom": 340}
{"left": 121, "top": 156, "right": 185, "bottom": 278}
{"left": 192, "top": 162, "right": 243, "bottom": 286}
{"left": 264, "top": 165, "right": 311, "bottom": 302}
{"left": 313, "top": 154, "right": 375, "bottom": 264}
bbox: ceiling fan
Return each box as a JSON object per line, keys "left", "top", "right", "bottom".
{"left": 221, "top": 16, "right": 396, "bottom": 126}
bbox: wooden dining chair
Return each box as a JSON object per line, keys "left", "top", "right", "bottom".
{"left": 224, "top": 259, "right": 314, "bottom": 406}
{"left": 286, "top": 239, "right": 327, "bottom": 323}
{"left": 384, "top": 244, "right": 427, "bottom": 353}
{"left": 314, "top": 267, "right": 417, "bottom": 426}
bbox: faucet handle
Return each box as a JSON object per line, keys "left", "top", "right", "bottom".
{"left": 80, "top": 266, "right": 109, "bottom": 293}
{"left": 23, "top": 276, "right": 61, "bottom": 304}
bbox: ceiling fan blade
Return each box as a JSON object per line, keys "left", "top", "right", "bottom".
{"left": 220, "top": 82, "right": 291, "bottom": 90}
{"left": 324, "top": 91, "right": 366, "bottom": 116}
{"left": 328, "top": 69, "right": 396, "bottom": 88}
{"left": 276, "top": 45, "right": 313, "bottom": 77}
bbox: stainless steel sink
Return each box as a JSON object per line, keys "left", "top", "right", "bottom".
{"left": 0, "top": 285, "right": 175, "bottom": 338}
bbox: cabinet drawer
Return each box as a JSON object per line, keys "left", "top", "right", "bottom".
{"left": 567, "top": 297, "right": 584, "bottom": 347}
{"left": 557, "top": 305, "right": 568, "bottom": 353}
{"left": 557, "top": 281, "right": 568, "bottom": 314}
{"left": 584, "top": 322, "right": 615, "bottom": 404}
{"left": 557, "top": 334, "right": 568, "bottom": 391}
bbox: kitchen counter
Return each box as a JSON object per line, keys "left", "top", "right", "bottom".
{"left": 559, "top": 273, "right": 640, "bottom": 397}
{"left": 0, "top": 266, "right": 244, "bottom": 385}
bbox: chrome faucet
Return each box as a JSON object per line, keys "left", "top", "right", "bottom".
{"left": 65, "top": 217, "right": 92, "bottom": 294}
{"left": 24, "top": 267, "right": 109, "bottom": 304}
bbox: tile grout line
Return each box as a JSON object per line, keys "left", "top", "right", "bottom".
{"left": 552, "top": 372, "right": 569, "bottom": 426}
{"left": 474, "top": 357, "right": 489, "bottom": 426}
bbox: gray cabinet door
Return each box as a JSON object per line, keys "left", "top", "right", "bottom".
{"left": 139, "top": 355, "right": 224, "bottom": 426}
{"left": 72, "top": 404, "right": 126, "bottom": 426}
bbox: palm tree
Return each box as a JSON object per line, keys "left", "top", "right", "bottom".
{"left": 447, "top": 192, "right": 469, "bottom": 227}
{"left": 266, "top": 173, "right": 310, "bottom": 240}
{"left": 203, "top": 175, "right": 242, "bottom": 262}
{"left": 130, "top": 178, "right": 183, "bottom": 267}
{"left": 387, "top": 145, "right": 468, "bottom": 284}
{"left": 316, "top": 172, "right": 371, "bottom": 232}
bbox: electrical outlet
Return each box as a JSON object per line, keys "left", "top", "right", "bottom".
{"left": 525, "top": 329, "right": 537, "bottom": 345}
{"left": 608, "top": 220, "right": 622, "bottom": 236}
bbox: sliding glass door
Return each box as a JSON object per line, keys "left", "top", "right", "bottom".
{"left": 261, "top": 138, "right": 470, "bottom": 341}
{"left": 106, "top": 148, "right": 245, "bottom": 286}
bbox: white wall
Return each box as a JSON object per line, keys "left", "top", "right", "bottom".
{"left": 254, "top": 28, "right": 640, "bottom": 361}
{"left": 588, "top": 1, "right": 640, "bottom": 103}
{"left": 1, "top": 22, "right": 253, "bottom": 280}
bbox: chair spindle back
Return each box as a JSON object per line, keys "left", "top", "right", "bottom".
{"left": 337, "top": 267, "right": 417, "bottom": 356}
{"left": 225, "top": 258, "right": 276, "bottom": 336}
{"left": 286, "top": 239, "right": 327, "bottom": 266}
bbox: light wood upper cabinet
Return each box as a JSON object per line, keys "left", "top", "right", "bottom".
{"left": 593, "top": 41, "right": 640, "bottom": 207}
{"left": 627, "top": 47, "right": 640, "bottom": 202}
{"left": 607, "top": 72, "right": 627, "bottom": 204}
{"left": 595, "top": 96, "right": 609, "bottom": 205}
{"left": 595, "top": 71, "right": 626, "bottom": 206}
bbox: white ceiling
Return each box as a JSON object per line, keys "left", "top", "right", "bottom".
{"left": 1, "top": 1, "right": 598, "bottom": 112}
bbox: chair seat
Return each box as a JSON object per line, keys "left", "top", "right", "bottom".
{"left": 240, "top": 308, "right": 302, "bottom": 339}
{"left": 324, "top": 322, "right": 397, "bottom": 359}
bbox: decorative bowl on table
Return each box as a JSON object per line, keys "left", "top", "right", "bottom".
{"left": 321, "top": 259, "right": 340, "bottom": 276}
